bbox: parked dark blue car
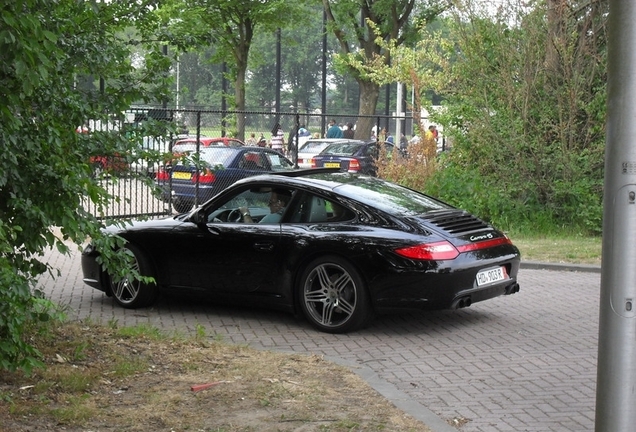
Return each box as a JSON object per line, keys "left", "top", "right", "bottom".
{"left": 156, "top": 146, "right": 294, "bottom": 212}
{"left": 311, "top": 140, "right": 396, "bottom": 176}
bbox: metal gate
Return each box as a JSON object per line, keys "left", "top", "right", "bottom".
{"left": 85, "top": 107, "right": 418, "bottom": 220}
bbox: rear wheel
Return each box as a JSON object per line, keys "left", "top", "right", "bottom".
{"left": 298, "top": 255, "right": 372, "bottom": 333}
{"left": 109, "top": 244, "right": 158, "bottom": 308}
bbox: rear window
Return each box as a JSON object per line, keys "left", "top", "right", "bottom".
{"left": 299, "top": 141, "right": 331, "bottom": 153}
{"left": 333, "top": 178, "right": 451, "bottom": 216}
{"left": 321, "top": 142, "right": 363, "bottom": 156}
{"left": 199, "top": 147, "right": 234, "bottom": 167}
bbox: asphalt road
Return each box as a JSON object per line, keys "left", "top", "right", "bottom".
{"left": 39, "top": 246, "right": 600, "bottom": 432}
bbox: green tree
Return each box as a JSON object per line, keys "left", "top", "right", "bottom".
{"left": 323, "top": 0, "right": 448, "bottom": 139}
{"left": 0, "top": 0, "right": 170, "bottom": 372}
{"left": 429, "top": 1, "right": 607, "bottom": 232}
{"left": 169, "top": 0, "right": 310, "bottom": 140}
{"left": 348, "top": 0, "right": 607, "bottom": 233}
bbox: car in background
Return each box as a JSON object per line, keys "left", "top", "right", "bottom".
{"left": 295, "top": 138, "right": 351, "bottom": 168}
{"left": 156, "top": 146, "right": 294, "bottom": 212}
{"left": 89, "top": 154, "right": 129, "bottom": 177}
{"left": 82, "top": 170, "right": 521, "bottom": 334}
{"left": 173, "top": 136, "right": 244, "bottom": 149}
{"left": 310, "top": 140, "right": 396, "bottom": 176}
{"left": 130, "top": 136, "right": 171, "bottom": 178}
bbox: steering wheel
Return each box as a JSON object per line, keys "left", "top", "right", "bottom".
{"left": 227, "top": 208, "right": 243, "bottom": 223}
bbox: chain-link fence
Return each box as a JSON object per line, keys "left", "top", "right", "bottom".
{"left": 86, "top": 107, "right": 442, "bottom": 220}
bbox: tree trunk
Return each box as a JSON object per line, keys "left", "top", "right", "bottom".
{"left": 234, "top": 62, "right": 246, "bottom": 142}
{"left": 353, "top": 79, "right": 380, "bottom": 140}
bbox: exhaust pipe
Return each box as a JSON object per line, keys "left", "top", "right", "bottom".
{"left": 505, "top": 283, "right": 520, "bottom": 295}
{"left": 451, "top": 295, "right": 472, "bottom": 309}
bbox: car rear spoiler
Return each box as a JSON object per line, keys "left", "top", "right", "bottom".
{"left": 271, "top": 168, "right": 342, "bottom": 178}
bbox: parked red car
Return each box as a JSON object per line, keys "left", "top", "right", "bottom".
{"left": 173, "top": 136, "right": 244, "bottom": 149}
{"left": 90, "top": 155, "right": 130, "bottom": 177}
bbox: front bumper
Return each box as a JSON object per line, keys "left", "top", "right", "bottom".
{"left": 81, "top": 244, "right": 106, "bottom": 292}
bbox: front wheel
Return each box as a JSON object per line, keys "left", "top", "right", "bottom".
{"left": 298, "top": 255, "right": 372, "bottom": 333}
{"left": 109, "top": 244, "right": 158, "bottom": 308}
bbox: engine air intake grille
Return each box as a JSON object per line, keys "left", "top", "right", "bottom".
{"left": 422, "top": 210, "right": 489, "bottom": 235}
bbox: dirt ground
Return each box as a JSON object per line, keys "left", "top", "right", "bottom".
{"left": 0, "top": 321, "right": 432, "bottom": 431}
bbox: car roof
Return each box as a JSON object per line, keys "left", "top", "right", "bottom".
{"left": 230, "top": 171, "right": 452, "bottom": 217}
{"left": 175, "top": 137, "right": 244, "bottom": 146}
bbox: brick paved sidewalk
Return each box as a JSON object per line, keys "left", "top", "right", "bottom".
{"left": 38, "top": 247, "right": 600, "bottom": 432}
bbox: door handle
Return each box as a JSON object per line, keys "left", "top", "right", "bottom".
{"left": 206, "top": 226, "right": 220, "bottom": 235}
{"left": 254, "top": 242, "right": 274, "bottom": 251}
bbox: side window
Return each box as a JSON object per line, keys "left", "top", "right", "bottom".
{"left": 266, "top": 152, "right": 293, "bottom": 170}
{"left": 288, "top": 193, "right": 354, "bottom": 223}
{"left": 325, "top": 200, "right": 354, "bottom": 222}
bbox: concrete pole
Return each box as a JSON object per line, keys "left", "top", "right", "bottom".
{"left": 395, "top": 82, "right": 402, "bottom": 143}
{"left": 595, "top": 0, "right": 636, "bottom": 430}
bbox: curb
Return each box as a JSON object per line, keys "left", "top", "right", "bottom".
{"left": 520, "top": 260, "right": 601, "bottom": 273}
{"left": 327, "top": 356, "right": 459, "bottom": 432}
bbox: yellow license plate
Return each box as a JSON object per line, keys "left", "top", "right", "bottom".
{"left": 172, "top": 171, "right": 192, "bottom": 180}
{"left": 324, "top": 162, "right": 340, "bottom": 168}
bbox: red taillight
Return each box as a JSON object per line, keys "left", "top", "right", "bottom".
{"left": 156, "top": 169, "right": 169, "bottom": 181}
{"left": 192, "top": 169, "right": 215, "bottom": 184}
{"left": 311, "top": 158, "right": 316, "bottom": 168}
{"left": 456, "top": 236, "right": 512, "bottom": 253}
{"left": 395, "top": 236, "right": 513, "bottom": 261}
{"left": 395, "top": 241, "right": 459, "bottom": 260}
{"left": 348, "top": 159, "right": 360, "bottom": 172}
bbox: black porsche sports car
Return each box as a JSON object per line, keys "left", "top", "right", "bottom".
{"left": 82, "top": 170, "right": 520, "bottom": 333}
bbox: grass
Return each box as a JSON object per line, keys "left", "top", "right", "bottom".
{"left": 510, "top": 233, "right": 602, "bottom": 265}
{"left": 0, "top": 321, "right": 431, "bottom": 432}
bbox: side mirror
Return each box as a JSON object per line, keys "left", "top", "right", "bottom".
{"left": 191, "top": 208, "right": 207, "bottom": 226}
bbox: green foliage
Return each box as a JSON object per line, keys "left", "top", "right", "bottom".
{"left": 326, "top": 0, "right": 449, "bottom": 138}
{"left": 0, "top": 0, "right": 170, "bottom": 372}
{"left": 368, "top": 1, "right": 606, "bottom": 235}
{"left": 426, "top": 2, "right": 606, "bottom": 234}
{"left": 163, "top": 0, "right": 311, "bottom": 139}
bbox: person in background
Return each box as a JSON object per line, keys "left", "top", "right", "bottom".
{"left": 246, "top": 133, "right": 258, "bottom": 146}
{"left": 378, "top": 127, "right": 387, "bottom": 142}
{"left": 343, "top": 122, "right": 355, "bottom": 139}
{"left": 270, "top": 123, "right": 285, "bottom": 153}
{"left": 326, "top": 119, "right": 343, "bottom": 138}
{"left": 298, "top": 125, "right": 310, "bottom": 138}
{"left": 425, "top": 125, "right": 438, "bottom": 141}
{"left": 257, "top": 133, "right": 267, "bottom": 147}
{"left": 399, "top": 133, "right": 408, "bottom": 149}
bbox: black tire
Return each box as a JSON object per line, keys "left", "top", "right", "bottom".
{"left": 298, "top": 255, "right": 372, "bottom": 333}
{"left": 173, "top": 200, "right": 193, "bottom": 213}
{"left": 109, "top": 244, "right": 158, "bottom": 309}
